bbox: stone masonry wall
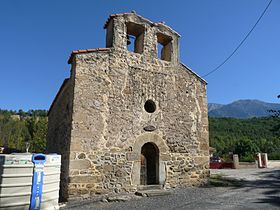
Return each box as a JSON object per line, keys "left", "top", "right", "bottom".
{"left": 47, "top": 76, "right": 74, "bottom": 201}
{"left": 48, "top": 13, "right": 209, "bottom": 200}
{"left": 67, "top": 51, "right": 208, "bottom": 198}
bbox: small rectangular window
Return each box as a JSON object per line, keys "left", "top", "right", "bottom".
{"left": 157, "top": 33, "right": 172, "bottom": 61}
{"left": 126, "top": 22, "right": 145, "bottom": 54}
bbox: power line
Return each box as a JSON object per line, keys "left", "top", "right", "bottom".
{"left": 202, "top": 0, "right": 273, "bottom": 78}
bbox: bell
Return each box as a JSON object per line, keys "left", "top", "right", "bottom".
{"left": 127, "top": 35, "right": 131, "bottom": 45}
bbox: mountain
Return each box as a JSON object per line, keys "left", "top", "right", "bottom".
{"left": 208, "top": 99, "right": 280, "bottom": 118}
{"left": 208, "top": 103, "right": 223, "bottom": 112}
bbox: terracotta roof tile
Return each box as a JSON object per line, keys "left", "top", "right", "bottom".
{"left": 77, "top": 49, "right": 87, "bottom": 53}
{"left": 71, "top": 48, "right": 111, "bottom": 54}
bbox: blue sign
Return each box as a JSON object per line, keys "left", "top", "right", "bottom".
{"left": 30, "top": 154, "right": 46, "bottom": 210}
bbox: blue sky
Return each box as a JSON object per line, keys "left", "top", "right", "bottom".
{"left": 0, "top": 0, "right": 279, "bottom": 110}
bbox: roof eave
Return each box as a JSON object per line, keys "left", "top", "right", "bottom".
{"left": 180, "top": 62, "right": 207, "bottom": 84}
{"left": 67, "top": 48, "right": 111, "bottom": 64}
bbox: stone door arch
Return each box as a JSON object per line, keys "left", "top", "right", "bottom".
{"left": 131, "top": 133, "right": 170, "bottom": 186}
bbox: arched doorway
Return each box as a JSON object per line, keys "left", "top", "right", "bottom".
{"left": 140, "top": 142, "right": 159, "bottom": 185}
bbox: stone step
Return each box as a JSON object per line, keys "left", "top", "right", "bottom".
{"left": 135, "top": 189, "right": 171, "bottom": 197}
{"left": 137, "top": 185, "right": 163, "bottom": 191}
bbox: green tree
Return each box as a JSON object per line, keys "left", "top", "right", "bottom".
{"left": 0, "top": 110, "right": 48, "bottom": 153}
{"left": 26, "top": 117, "right": 48, "bottom": 152}
{"left": 0, "top": 115, "right": 30, "bottom": 151}
{"left": 209, "top": 116, "right": 280, "bottom": 161}
{"left": 234, "top": 138, "right": 259, "bottom": 161}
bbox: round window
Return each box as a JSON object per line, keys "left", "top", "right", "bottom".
{"left": 144, "top": 100, "right": 156, "bottom": 113}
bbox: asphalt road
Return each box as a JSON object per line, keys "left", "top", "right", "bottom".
{"left": 64, "top": 168, "right": 280, "bottom": 210}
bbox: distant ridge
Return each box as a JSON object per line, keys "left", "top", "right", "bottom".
{"left": 208, "top": 99, "right": 280, "bottom": 118}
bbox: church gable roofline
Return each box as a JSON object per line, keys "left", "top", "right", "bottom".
{"left": 180, "top": 63, "right": 207, "bottom": 84}
{"left": 48, "top": 78, "right": 70, "bottom": 116}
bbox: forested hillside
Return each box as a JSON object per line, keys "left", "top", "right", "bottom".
{"left": 209, "top": 117, "right": 280, "bottom": 161}
{"left": 0, "top": 109, "right": 48, "bottom": 153}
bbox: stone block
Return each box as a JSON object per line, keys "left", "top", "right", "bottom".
{"left": 115, "top": 169, "right": 126, "bottom": 177}
{"left": 68, "top": 188, "right": 78, "bottom": 196}
{"left": 160, "top": 153, "right": 171, "bottom": 161}
{"left": 126, "top": 152, "right": 139, "bottom": 161}
{"left": 69, "top": 175, "right": 102, "bottom": 183}
{"left": 78, "top": 153, "right": 86, "bottom": 159}
{"left": 70, "top": 142, "right": 82, "bottom": 151}
{"left": 86, "top": 183, "right": 95, "bottom": 189}
{"left": 200, "top": 142, "right": 209, "bottom": 151}
{"left": 78, "top": 188, "right": 89, "bottom": 195}
{"left": 70, "top": 159, "right": 91, "bottom": 170}
{"left": 190, "top": 172, "right": 199, "bottom": 178}
{"left": 193, "top": 156, "right": 209, "bottom": 166}
{"left": 103, "top": 164, "right": 113, "bottom": 172}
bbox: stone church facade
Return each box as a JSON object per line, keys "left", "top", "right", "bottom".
{"left": 47, "top": 12, "right": 209, "bottom": 201}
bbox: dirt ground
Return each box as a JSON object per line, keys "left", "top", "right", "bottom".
{"left": 63, "top": 168, "right": 280, "bottom": 210}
